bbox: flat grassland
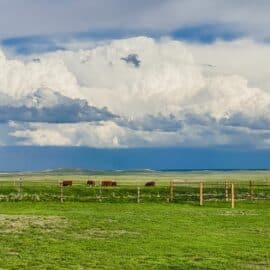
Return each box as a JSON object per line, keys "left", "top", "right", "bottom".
{"left": 0, "top": 170, "right": 269, "bottom": 269}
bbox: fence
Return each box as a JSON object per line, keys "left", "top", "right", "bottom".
{"left": 0, "top": 179, "right": 269, "bottom": 207}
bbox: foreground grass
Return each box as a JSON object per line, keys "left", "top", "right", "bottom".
{"left": 0, "top": 201, "right": 269, "bottom": 269}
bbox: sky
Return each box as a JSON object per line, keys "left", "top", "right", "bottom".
{"left": 1, "top": 1, "right": 270, "bottom": 170}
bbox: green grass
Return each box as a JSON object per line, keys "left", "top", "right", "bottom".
{"left": 0, "top": 171, "right": 269, "bottom": 269}
{"left": 1, "top": 169, "right": 270, "bottom": 183}
{"left": 0, "top": 201, "right": 269, "bottom": 269}
{"left": 0, "top": 179, "right": 269, "bottom": 203}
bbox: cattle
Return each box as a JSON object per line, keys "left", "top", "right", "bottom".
{"left": 61, "top": 180, "right": 73, "bottom": 187}
{"left": 145, "top": 181, "right": 156, "bottom": 187}
{"left": 101, "top": 180, "right": 117, "bottom": 187}
{"left": 87, "top": 180, "right": 96, "bottom": 187}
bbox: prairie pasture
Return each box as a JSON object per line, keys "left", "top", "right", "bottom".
{"left": 0, "top": 170, "right": 269, "bottom": 269}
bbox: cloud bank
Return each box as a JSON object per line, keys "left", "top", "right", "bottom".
{"left": 1, "top": 37, "right": 270, "bottom": 148}
{"left": 0, "top": 88, "right": 116, "bottom": 123}
{"left": 1, "top": 1, "right": 270, "bottom": 40}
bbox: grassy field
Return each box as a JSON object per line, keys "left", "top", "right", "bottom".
{"left": 0, "top": 170, "right": 269, "bottom": 269}
{"left": 0, "top": 170, "right": 269, "bottom": 203}
{"left": 1, "top": 169, "right": 270, "bottom": 183}
{"left": 0, "top": 201, "right": 269, "bottom": 270}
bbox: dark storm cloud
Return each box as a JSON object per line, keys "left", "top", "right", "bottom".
{"left": 183, "top": 111, "right": 270, "bottom": 131}
{"left": 118, "top": 114, "right": 182, "bottom": 132}
{"left": 220, "top": 113, "right": 270, "bottom": 130}
{"left": 0, "top": 1, "right": 270, "bottom": 41}
{"left": 183, "top": 112, "right": 217, "bottom": 126}
{"left": 0, "top": 89, "right": 117, "bottom": 123}
{"left": 121, "top": 54, "right": 141, "bottom": 67}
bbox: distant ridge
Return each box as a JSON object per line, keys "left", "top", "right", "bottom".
{"left": 1, "top": 168, "right": 270, "bottom": 175}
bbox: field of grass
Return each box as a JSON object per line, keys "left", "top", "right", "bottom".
{"left": 1, "top": 169, "right": 270, "bottom": 183}
{"left": 0, "top": 170, "right": 269, "bottom": 203}
{"left": 0, "top": 201, "right": 269, "bottom": 269}
{"left": 0, "top": 170, "right": 269, "bottom": 269}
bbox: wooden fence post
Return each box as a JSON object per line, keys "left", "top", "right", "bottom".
{"left": 59, "top": 181, "right": 63, "bottom": 203}
{"left": 249, "top": 180, "right": 254, "bottom": 200}
{"left": 225, "top": 181, "right": 229, "bottom": 202}
{"left": 200, "top": 182, "right": 204, "bottom": 206}
{"left": 137, "top": 187, "right": 140, "bottom": 203}
{"left": 169, "top": 180, "right": 174, "bottom": 202}
{"left": 18, "top": 177, "right": 23, "bottom": 199}
{"left": 231, "top": 183, "right": 235, "bottom": 209}
{"left": 99, "top": 180, "right": 102, "bottom": 202}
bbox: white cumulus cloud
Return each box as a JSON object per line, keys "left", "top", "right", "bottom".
{"left": 1, "top": 37, "right": 270, "bottom": 148}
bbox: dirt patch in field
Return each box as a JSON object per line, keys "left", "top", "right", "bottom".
{"left": 75, "top": 228, "right": 141, "bottom": 240}
{"left": 0, "top": 214, "right": 67, "bottom": 233}
{"left": 218, "top": 210, "right": 258, "bottom": 216}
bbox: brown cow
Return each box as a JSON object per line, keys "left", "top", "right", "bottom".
{"left": 61, "top": 180, "right": 73, "bottom": 187}
{"left": 145, "top": 181, "right": 156, "bottom": 187}
{"left": 101, "top": 180, "right": 117, "bottom": 187}
{"left": 87, "top": 180, "right": 96, "bottom": 186}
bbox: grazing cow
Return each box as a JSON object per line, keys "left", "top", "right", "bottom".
{"left": 101, "top": 180, "right": 117, "bottom": 187}
{"left": 145, "top": 181, "right": 156, "bottom": 187}
{"left": 87, "top": 180, "right": 96, "bottom": 187}
{"left": 61, "top": 180, "right": 72, "bottom": 187}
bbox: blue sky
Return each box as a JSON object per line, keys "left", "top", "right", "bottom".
{"left": 1, "top": 1, "right": 270, "bottom": 170}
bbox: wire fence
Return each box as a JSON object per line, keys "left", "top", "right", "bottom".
{"left": 0, "top": 179, "right": 269, "bottom": 207}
